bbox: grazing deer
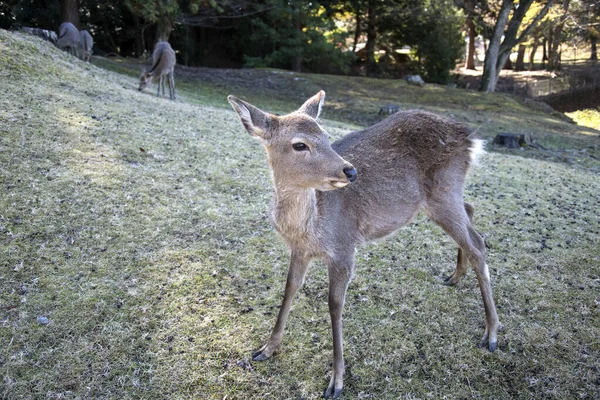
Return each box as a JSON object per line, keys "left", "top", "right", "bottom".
{"left": 56, "top": 22, "right": 79, "bottom": 58}
{"left": 228, "top": 91, "right": 500, "bottom": 399}
{"left": 78, "top": 30, "right": 93, "bottom": 62}
{"left": 138, "top": 41, "right": 176, "bottom": 100}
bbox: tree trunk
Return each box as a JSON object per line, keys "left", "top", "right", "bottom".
{"left": 133, "top": 14, "right": 143, "bottom": 58}
{"left": 529, "top": 38, "right": 539, "bottom": 71}
{"left": 548, "top": 29, "right": 562, "bottom": 70}
{"left": 590, "top": 35, "right": 598, "bottom": 62}
{"left": 365, "top": 0, "right": 377, "bottom": 76}
{"left": 466, "top": 14, "right": 476, "bottom": 70}
{"left": 480, "top": 0, "right": 551, "bottom": 92}
{"left": 352, "top": 10, "right": 361, "bottom": 53}
{"left": 480, "top": 0, "right": 512, "bottom": 92}
{"left": 547, "top": 0, "right": 570, "bottom": 71}
{"left": 542, "top": 37, "right": 547, "bottom": 68}
{"left": 60, "top": 0, "right": 80, "bottom": 28}
{"left": 292, "top": 8, "right": 303, "bottom": 72}
{"left": 156, "top": 19, "right": 173, "bottom": 43}
{"left": 102, "top": 19, "right": 119, "bottom": 54}
{"left": 515, "top": 44, "right": 526, "bottom": 71}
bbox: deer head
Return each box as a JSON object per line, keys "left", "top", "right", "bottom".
{"left": 138, "top": 70, "right": 152, "bottom": 91}
{"left": 228, "top": 91, "right": 357, "bottom": 191}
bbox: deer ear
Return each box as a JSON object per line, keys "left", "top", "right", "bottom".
{"left": 297, "top": 90, "right": 325, "bottom": 119}
{"left": 227, "top": 95, "right": 273, "bottom": 140}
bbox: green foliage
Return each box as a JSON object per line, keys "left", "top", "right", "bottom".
{"left": 0, "top": 0, "right": 60, "bottom": 30}
{"left": 381, "top": 0, "right": 464, "bottom": 83}
{"left": 412, "top": 1, "right": 464, "bottom": 83}
{"left": 240, "top": 0, "right": 353, "bottom": 73}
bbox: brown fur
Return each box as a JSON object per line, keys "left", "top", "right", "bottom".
{"left": 56, "top": 22, "right": 79, "bottom": 58}
{"left": 78, "top": 30, "right": 93, "bottom": 62}
{"left": 139, "top": 41, "right": 176, "bottom": 99}
{"left": 228, "top": 91, "right": 500, "bottom": 399}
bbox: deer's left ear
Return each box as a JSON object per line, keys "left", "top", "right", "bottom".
{"left": 297, "top": 90, "right": 325, "bottom": 119}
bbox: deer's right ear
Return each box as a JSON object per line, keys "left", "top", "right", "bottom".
{"left": 227, "top": 95, "right": 273, "bottom": 140}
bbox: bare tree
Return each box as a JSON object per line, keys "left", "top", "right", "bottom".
{"left": 480, "top": 0, "right": 553, "bottom": 92}
{"left": 547, "top": 0, "right": 571, "bottom": 71}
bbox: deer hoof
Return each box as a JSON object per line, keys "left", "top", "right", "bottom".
{"left": 478, "top": 338, "right": 497, "bottom": 352}
{"left": 251, "top": 344, "right": 275, "bottom": 361}
{"left": 323, "top": 387, "right": 343, "bottom": 399}
{"left": 251, "top": 349, "right": 272, "bottom": 361}
{"left": 251, "top": 351, "right": 268, "bottom": 361}
{"left": 324, "top": 373, "right": 343, "bottom": 399}
{"left": 442, "top": 275, "right": 457, "bottom": 286}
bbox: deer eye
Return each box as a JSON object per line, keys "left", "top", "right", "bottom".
{"left": 292, "top": 142, "right": 308, "bottom": 151}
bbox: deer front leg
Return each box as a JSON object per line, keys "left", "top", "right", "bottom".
{"left": 324, "top": 257, "right": 354, "bottom": 399}
{"left": 252, "top": 251, "right": 310, "bottom": 361}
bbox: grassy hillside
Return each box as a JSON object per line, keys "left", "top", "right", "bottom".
{"left": 1, "top": 30, "right": 599, "bottom": 399}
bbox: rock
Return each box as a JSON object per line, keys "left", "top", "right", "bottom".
{"left": 37, "top": 316, "right": 49, "bottom": 325}
{"left": 404, "top": 74, "right": 425, "bottom": 86}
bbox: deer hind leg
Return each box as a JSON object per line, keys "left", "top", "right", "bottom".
{"left": 444, "top": 202, "right": 475, "bottom": 286}
{"left": 252, "top": 251, "right": 311, "bottom": 361}
{"left": 169, "top": 73, "right": 175, "bottom": 100}
{"left": 426, "top": 201, "right": 500, "bottom": 352}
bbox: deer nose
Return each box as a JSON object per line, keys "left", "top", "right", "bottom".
{"left": 343, "top": 167, "right": 357, "bottom": 182}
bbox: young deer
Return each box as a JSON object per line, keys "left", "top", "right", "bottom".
{"left": 138, "top": 41, "right": 176, "bottom": 100}
{"left": 56, "top": 22, "right": 79, "bottom": 58}
{"left": 228, "top": 91, "right": 500, "bottom": 399}
{"left": 78, "top": 30, "right": 93, "bottom": 62}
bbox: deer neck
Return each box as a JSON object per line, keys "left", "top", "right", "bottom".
{"left": 271, "top": 183, "right": 319, "bottom": 246}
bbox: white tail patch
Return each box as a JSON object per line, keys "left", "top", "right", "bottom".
{"left": 469, "top": 139, "right": 486, "bottom": 166}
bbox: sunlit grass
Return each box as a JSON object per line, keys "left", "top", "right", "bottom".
{"left": 566, "top": 107, "right": 600, "bottom": 131}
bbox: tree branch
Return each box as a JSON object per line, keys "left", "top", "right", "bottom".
{"left": 514, "top": 0, "right": 554, "bottom": 44}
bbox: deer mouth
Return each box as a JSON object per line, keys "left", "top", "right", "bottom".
{"left": 329, "top": 180, "right": 350, "bottom": 189}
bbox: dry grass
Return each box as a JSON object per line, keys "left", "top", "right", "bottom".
{"left": 1, "top": 30, "right": 599, "bottom": 399}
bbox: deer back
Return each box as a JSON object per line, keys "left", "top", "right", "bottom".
{"left": 322, "top": 110, "right": 476, "bottom": 243}
{"left": 56, "top": 22, "right": 78, "bottom": 49}
{"left": 151, "top": 42, "right": 176, "bottom": 75}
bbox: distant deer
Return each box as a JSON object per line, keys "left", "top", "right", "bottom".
{"left": 228, "top": 91, "right": 500, "bottom": 399}
{"left": 138, "top": 41, "right": 176, "bottom": 100}
{"left": 56, "top": 22, "right": 79, "bottom": 58}
{"left": 78, "top": 30, "right": 93, "bottom": 62}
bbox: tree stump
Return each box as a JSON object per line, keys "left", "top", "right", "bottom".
{"left": 492, "top": 133, "right": 525, "bottom": 149}
{"left": 378, "top": 104, "right": 399, "bottom": 115}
